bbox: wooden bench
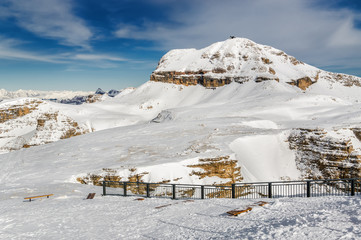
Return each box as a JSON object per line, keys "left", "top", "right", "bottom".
{"left": 24, "top": 194, "right": 54, "bottom": 202}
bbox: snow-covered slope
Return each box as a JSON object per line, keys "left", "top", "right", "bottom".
{"left": 1, "top": 194, "right": 360, "bottom": 239}
{"left": 155, "top": 38, "right": 317, "bottom": 79}
{"left": 1, "top": 38, "right": 361, "bottom": 202}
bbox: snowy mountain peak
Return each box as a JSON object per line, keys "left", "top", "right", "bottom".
{"left": 151, "top": 37, "right": 361, "bottom": 89}
{"left": 95, "top": 88, "right": 106, "bottom": 95}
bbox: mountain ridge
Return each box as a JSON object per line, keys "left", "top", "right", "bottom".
{"left": 151, "top": 37, "right": 361, "bottom": 89}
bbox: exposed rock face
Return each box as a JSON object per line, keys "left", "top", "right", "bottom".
{"left": 85, "top": 94, "right": 102, "bottom": 103}
{"left": 0, "top": 100, "right": 42, "bottom": 123}
{"left": 59, "top": 96, "right": 89, "bottom": 105}
{"left": 151, "top": 110, "right": 174, "bottom": 123}
{"left": 108, "top": 89, "right": 120, "bottom": 97}
{"left": 27, "top": 112, "right": 89, "bottom": 147}
{"left": 59, "top": 93, "right": 103, "bottom": 105}
{"left": 56, "top": 89, "right": 120, "bottom": 105}
{"left": 150, "top": 71, "right": 233, "bottom": 87}
{"left": 95, "top": 88, "right": 106, "bottom": 95}
{"left": 150, "top": 37, "right": 361, "bottom": 90}
{"left": 287, "top": 77, "right": 314, "bottom": 90}
{"left": 255, "top": 75, "right": 279, "bottom": 83}
{"left": 187, "top": 156, "right": 243, "bottom": 185}
{"left": 289, "top": 128, "right": 361, "bottom": 179}
{"left": 0, "top": 99, "right": 90, "bottom": 152}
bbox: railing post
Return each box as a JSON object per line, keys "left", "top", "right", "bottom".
{"left": 201, "top": 185, "right": 204, "bottom": 199}
{"left": 124, "top": 182, "right": 127, "bottom": 197}
{"left": 351, "top": 179, "right": 355, "bottom": 196}
{"left": 102, "top": 181, "right": 106, "bottom": 196}
{"left": 231, "top": 184, "right": 236, "bottom": 198}
{"left": 307, "top": 181, "right": 311, "bottom": 197}
{"left": 268, "top": 182, "right": 272, "bottom": 198}
{"left": 146, "top": 183, "right": 150, "bottom": 198}
{"left": 172, "top": 184, "right": 176, "bottom": 200}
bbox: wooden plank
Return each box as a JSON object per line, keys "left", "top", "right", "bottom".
{"left": 226, "top": 201, "right": 269, "bottom": 216}
{"left": 155, "top": 200, "right": 194, "bottom": 209}
{"left": 227, "top": 207, "right": 252, "bottom": 216}
{"left": 155, "top": 204, "right": 173, "bottom": 209}
{"left": 24, "top": 194, "right": 54, "bottom": 200}
{"left": 255, "top": 201, "right": 268, "bottom": 206}
{"left": 86, "top": 193, "right": 96, "bottom": 199}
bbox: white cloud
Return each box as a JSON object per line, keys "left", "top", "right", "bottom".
{"left": 114, "top": 0, "right": 361, "bottom": 72}
{"left": 0, "top": 36, "right": 128, "bottom": 68}
{"left": 0, "top": 37, "right": 62, "bottom": 63}
{"left": 328, "top": 18, "right": 361, "bottom": 47}
{"left": 73, "top": 54, "right": 127, "bottom": 62}
{"left": 1, "top": 0, "right": 92, "bottom": 48}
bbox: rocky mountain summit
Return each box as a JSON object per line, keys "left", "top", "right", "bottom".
{"left": 151, "top": 37, "right": 360, "bottom": 89}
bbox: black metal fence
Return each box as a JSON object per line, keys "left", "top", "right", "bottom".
{"left": 102, "top": 178, "right": 361, "bottom": 200}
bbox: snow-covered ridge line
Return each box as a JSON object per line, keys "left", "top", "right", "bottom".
{"left": 0, "top": 88, "right": 94, "bottom": 100}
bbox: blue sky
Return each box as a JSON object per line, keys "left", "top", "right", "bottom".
{"left": 0, "top": 0, "right": 361, "bottom": 91}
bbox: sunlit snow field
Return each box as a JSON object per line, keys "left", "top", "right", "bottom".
{"left": 1, "top": 187, "right": 360, "bottom": 240}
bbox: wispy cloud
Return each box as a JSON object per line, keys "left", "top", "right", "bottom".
{"left": 114, "top": 0, "right": 361, "bottom": 72}
{"left": 0, "top": 37, "right": 63, "bottom": 63}
{"left": 73, "top": 54, "right": 127, "bottom": 62}
{"left": 0, "top": 36, "right": 130, "bottom": 68}
{"left": 0, "top": 0, "right": 92, "bottom": 48}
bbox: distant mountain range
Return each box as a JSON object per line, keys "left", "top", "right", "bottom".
{"left": 0, "top": 88, "right": 122, "bottom": 105}
{"left": 0, "top": 89, "right": 93, "bottom": 100}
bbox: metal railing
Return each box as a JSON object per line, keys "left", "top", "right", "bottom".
{"left": 102, "top": 178, "right": 361, "bottom": 200}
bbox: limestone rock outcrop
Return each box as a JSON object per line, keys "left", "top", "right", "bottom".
{"left": 150, "top": 71, "right": 233, "bottom": 87}
{"left": 0, "top": 100, "right": 89, "bottom": 152}
{"left": 26, "top": 112, "right": 89, "bottom": 147}
{"left": 289, "top": 128, "right": 361, "bottom": 179}
{"left": 287, "top": 77, "right": 314, "bottom": 90}
{"left": 0, "top": 100, "right": 42, "bottom": 123}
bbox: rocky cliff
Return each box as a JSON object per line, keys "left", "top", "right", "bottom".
{"left": 289, "top": 128, "right": 361, "bottom": 180}
{"left": 0, "top": 99, "right": 90, "bottom": 152}
{"left": 0, "top": 100, "right": 42, "bottom": 123}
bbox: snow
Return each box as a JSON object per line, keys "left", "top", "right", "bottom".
{"left": 155, "top": 38, "right": 321, "bottom": 83}
{"left": 230, "top": 132, "right": 300, "bottom": 182}
{"left": 1, "top": 37, "right": 361, "bottom": 238}
{"left": 1, "top": 191, "right": 360, "bottom": 239}
{"left": 0, "top": 89, "right": 93, "bottom": 100}
{"left": 1, "top": 79, "right": 361, "bottom": 184}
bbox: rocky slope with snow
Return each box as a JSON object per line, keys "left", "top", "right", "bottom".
{"left": 151, "top": 38, "right": 360, "bottom": 90}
